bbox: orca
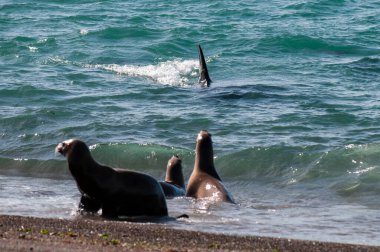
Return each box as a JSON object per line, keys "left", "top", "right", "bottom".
{"left": 198, "top": 45, "right": 212, "bottom": 87}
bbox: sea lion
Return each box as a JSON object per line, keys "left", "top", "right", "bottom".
{"left": 56, "top": 139, "right": 168, "bottom": 218}
{"left": 198, "top": 44, "right": 212, "bottom": 87}
{"left": 159, "top": 155, "right": 185, "bottom": 198}
{"left": 186, "top": 130, "right": 234, "bottom": 203}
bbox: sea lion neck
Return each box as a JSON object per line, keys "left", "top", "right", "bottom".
{"left": 194, "top": 131, "right": 221, "bottom": 180}
{"left": 66, "top": 141, "right": 98, "bottom": 174}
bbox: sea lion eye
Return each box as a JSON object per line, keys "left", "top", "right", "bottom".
{"left": 61, "top": 142, "right": 66, "bottom": 147}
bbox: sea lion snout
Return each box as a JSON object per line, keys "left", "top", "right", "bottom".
{"left": 55, "top": 142, "right": 66, "bottom": 155}
{"left": 55, "top": 139, "right": 75, "bottom": 157}
{"left": 197, "top": 130, "right": 212, "bottom": 142}
{"left": 167, "top": 155, "right": 181, "bottom": 167}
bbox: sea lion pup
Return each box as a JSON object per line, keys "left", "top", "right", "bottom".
{"left": 198, "top": 44, "right": 212, "bottom": 87}
{"left": 159, "top": 155, "right": 185, "bottom": 198}
{"left": 186, "top": 130, "right": 234, "bottom": 203}
{"left": 56, "top": 139, "right": 168, "bottom": 218}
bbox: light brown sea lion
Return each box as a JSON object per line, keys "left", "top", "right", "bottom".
{"left": 56, "top": 139, "right": 168, "bottom": 218}
{"left": 186, "top": 130, "right": 234, "bottom": 203}
{"left": 159, "top": 155, "right": 185, "bottom": 198}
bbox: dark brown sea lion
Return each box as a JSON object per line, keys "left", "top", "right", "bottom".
{"left": 186, "top": 130, "right": 234, "bottom": 203}
{"left": 159, "top": 155, "right": 185, "bottom": 198}
{"left": 56, "top": 139, "right": 168, "bottom": 218}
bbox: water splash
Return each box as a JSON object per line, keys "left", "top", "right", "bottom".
{"left": 90, "top": 59, "right": 199, "bottom": 86}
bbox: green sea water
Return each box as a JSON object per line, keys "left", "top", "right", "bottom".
{"left": 0, "top": 0, "right": 379, "bottom": 245}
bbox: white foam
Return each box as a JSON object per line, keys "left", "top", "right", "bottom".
{"left": 91, "top": 59, "right": 199, "bottom": 86}
{"left": 89, "top": 144, "right": 99, "bottom": 150}
{"left": 44, "top": 56, "right": 72, "bottom": 65}
{"left": 349, "top": 166, "right": 376, "bottom": 175}
{"left": 28, "top": 46, "right": 38, "bottom": 52}
{"left": 79, "top": 29, "right": 89, "bottom": 35}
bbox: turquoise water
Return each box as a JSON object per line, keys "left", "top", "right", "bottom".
{"left": 1, "top": 0, "right": 380, "bottom": 245}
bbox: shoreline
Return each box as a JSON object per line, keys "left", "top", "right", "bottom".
{"left": 0, "top": 215, "right": 379, "bottom": 251}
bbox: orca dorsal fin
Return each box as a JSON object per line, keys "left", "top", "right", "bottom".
{"left": 198, "top": 45, "right": 212, "bottom": 87}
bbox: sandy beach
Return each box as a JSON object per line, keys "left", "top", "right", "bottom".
{"left": 0, "top": 215, "right": 378, "bottom": 252}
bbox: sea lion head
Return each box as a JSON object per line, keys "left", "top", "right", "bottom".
{"left": 196, "top": 130, "right": 213, "bottom": 155}
{"left": 165, "top": 155, "right": 184, "bottom": 188}
{"left": 56, "top": 139, "right": 91, "bottom": 164}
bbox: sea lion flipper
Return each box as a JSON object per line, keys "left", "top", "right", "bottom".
{"left": 78, "top": 195, "right": 101, "bottom": 213}
{"left": 198, "top": 44, "right": 212, "bottom": 87}
{"left": 176, "top": 214, "right": 189, "bottom": 219}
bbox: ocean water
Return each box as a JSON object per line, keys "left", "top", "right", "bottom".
{"left": 1, "top": 0, "right": 380, "bottom": 246}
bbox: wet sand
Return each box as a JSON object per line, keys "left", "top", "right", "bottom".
{"left": 0, "top": 215, "right": 378, "bottom": 252}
